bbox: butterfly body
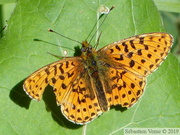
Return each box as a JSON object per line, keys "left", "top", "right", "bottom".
{"left": 81, "top": 41, "right": 109, "bottom": 112}
{"left": 23, "top": 32, "right": 173, "bottom": 124}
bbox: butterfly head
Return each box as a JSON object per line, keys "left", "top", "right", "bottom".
{"left": 81, "top": 41, "right": 94, "bottom": 53}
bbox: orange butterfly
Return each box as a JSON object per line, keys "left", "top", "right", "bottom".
{"left": 23, "top": 32, "right": 173, "bottom": 124}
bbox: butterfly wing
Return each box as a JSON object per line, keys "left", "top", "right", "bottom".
{"left": 23, "top": 57, "right": 102, "bottom": 124}
{"left": 97, "top": 32, "right": 173, "bottom": 107}
{"left": 98, "top": 66, "right": 146, "bottom": 107}
{"left": 23, "top": 58, "right": 82, "bottom": 101}
{"left": 54, "top": 70, "right": 102, "bottom": 124}
{"left": 98, "top": 32, "right": 173, "bottom": 77}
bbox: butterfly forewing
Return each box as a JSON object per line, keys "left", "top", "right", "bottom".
{"left": 23, "top": 57, "right": 82, "bottom": 100}
{"left": 98, "top": 33, "right": 173, "bottom": 77}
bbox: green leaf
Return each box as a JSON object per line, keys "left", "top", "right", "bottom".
{"left": 0, "top": 0, "right": 17, "bottom": 4}
{"left": 154, "top": 0, "right": 180, "bottom": 13}
{"left": 0, "top": 0, "right": 179, "bottom": 135}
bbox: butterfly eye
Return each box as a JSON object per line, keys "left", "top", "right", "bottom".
{"left": 81, "top": 47, "right": 86, "bottom": 52}
{"left": 87, "top": 46, "right": 93, "bottom": 53}
{"left": 81, "top": 45, "right": 93, "bottom": 53}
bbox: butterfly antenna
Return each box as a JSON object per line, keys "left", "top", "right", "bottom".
{"left": 48, "top": 29, "right": 82, "bottom": 44}
{"left": 88, "top": 6, "right": 115, "bottom": 44}
{"left": 33, "top": 38, "right": 74, "bottom": 51}
{"left": 94, "top": 32, "right": 102, "bottom": 49}
{"left": 85, "top": 16, "right": 101, "bottom": 41}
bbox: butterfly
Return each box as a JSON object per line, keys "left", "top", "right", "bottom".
{"left": 23, "top": 32, "right": 173, "bottom": 124}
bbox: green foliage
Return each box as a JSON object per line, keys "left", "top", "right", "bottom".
{"left": 0, "top": 0, "right": 179, "bottom": 135}
{"left": 155, "top": 0, "right": 180, "bottom": 13}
